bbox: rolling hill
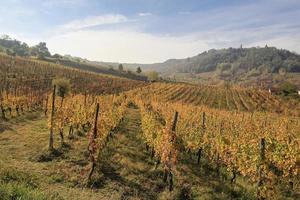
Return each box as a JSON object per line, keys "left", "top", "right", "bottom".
{"left": 93, "top": 46, "right": 300, "bottom": 88}
{"left": 2, "top": 35, "right": 300, "bottom": 87}
{"left": 123, "top": 46, "right": 300, "bottom": 87}
{"left": 0, "top": 36, "right": 147, "bottom": 82}
{"left": 139, "top": 47, "right": 300, "bottom": 73}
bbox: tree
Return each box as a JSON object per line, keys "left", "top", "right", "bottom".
{"left": 146, "top": 71, "right": 159, "bottom": 82}
{"left": 108, "top": 65, "right": 114, "bottom": 71}
{"left": 31, "top": 42, "right": 51, "bottom": 59}
{"left": 52, "top": 53, "right": 63, "bottom": 59}
{"left": 217, "top": 63, "right": 231, "bottom": 72}
{"left": 278, "top": 67, "right": 287, "bottom": 75}
{"left": 52, "top": 78, "right": 71, "bottom": 107}
{"left": 136, "top": 67, "right": 142, "bottom": 74}
{"left": 0, "top": 35, "right": 30, "bottom": 57}
{"left": 14, "top": 43, "right": 30, "bottom": 57}
{"left": 280, "top": 82, "right": 297, "bottom": 96}
{"left": 118, "top": 64, "right": 124, "bottom": 71}
{"left": 0, "top": 34, "right": 11, "bottom": 40}
{"left": 6, "top": 49, "right": 16, "bottom": 56}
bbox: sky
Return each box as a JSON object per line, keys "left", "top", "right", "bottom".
{"left": 1, "top": 0, "right": 300, "bottom": 63}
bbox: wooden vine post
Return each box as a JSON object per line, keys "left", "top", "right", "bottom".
{"left": 257, "top": 138, "right": 266, "bottom": 200}
{"left": 168, "top": 111, "right": 178, "bottom": 191}
{"left": 68, "top": 125, "right": 74, "bottom": 139}
{"left": 0, "top": 92, "right": 6, "bottom": 120}
{"left": 202, "top": 112, "right": 206, "bottom": 128}
{"left": 44, "top": 96, "right": 48, "bottom": 116}
{"left": 84, "top": 91, "right": 87, "bottom": 107}
{"left": 59, "top": 129, "right": 64, "bottom": 147}
{"left": 216, "top": 120, "right": 224, "bottom": 177}
{"left": 88, "top": 103, "right": 100, "bottom": 182}
{"left": 48, "top": 85, "right": 56, "bottom": 151}
{"left": 0, "top": 103, "right": 6, "bottom": 120}
{"left": 197, "top": 112, "right": 206, "bottom": 164}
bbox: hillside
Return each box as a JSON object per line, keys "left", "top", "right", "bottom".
{"left": 83, "top": 47, "right": 300, "bottom": 88}
{"left": 2, "top": 35, "right": 300, "bottom": 87}
{"left": 44, "top": 57, "right": 148, "bottom": 82}
{"left": 1, "top": 81, "right": 298, "bottom": 199}
{"left": 0, "top": 48, "right": 299, "bottom": 200}
{"left": 0, "top": 107, "right": 260, "bottom": 200}
{"left": 0, "top": 53, "right": 147, "bottom": 95}
{"left": 122, "top": 47, "right": 300, "bottom": 87}
{"left": 130, "top": 82, "right": 300, "bottom": 116}
{"left": 0, "top": 36, "right": 147, "bottom": 82}
{"left": 2, "top": 1, "right": 300, "bottom": 199}
{"left": 143, "top": 47, "right": 299, "bottom": 73}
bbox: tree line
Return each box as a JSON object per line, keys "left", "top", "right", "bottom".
{"left": 0, "top": 35, "right": 51, "bottom": 59}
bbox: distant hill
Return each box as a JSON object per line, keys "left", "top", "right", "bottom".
{"left": 124, "top": 46, "right": 300, "bottom": 87}
{"left": 61, "top": 46, "right": 300, "bottom": 87}
{"left": 0, "top": 35, "right": 147, "bottom": 82}
{"left": 2, "top": 34, "right": 299, "bottom": 87}
{"left": 152, "top": 47, "right": 300, "bottom": 73}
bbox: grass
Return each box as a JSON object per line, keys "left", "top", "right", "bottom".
{"left": 0, "top": 166, "right": 62, "bottom": 200}
{"left": 0, "top": 182, "right": 49, "bottom": 200}
{"left": 0, "top": 108, "right": 297, "bottom": 199}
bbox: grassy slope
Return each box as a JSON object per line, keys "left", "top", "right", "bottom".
{"left": 43, "top": 57, "right": 148, "bottom": 82}
{"left": 1, "top": 108, "right": 293, "bottom": 200}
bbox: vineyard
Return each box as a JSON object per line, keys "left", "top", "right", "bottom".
{"left": 0, "top": 54, "right": 147, "bottom": 95}
{"left": 139, "top": 83, "right": 300, "bottom": 116}
{"left": 0, "top": 55, "right": 299, "bottom": 200}
{"left": 129, "top": 89, "right": 299, "bottom": 199}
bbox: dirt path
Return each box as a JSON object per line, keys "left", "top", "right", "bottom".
{"left": 91, "top": 106, "right": 164, "bottom": 199}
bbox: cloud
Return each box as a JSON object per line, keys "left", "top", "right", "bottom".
{"left": 4, "top": 0, "right": 299, "bottom": 63}
{"left": 138, "top": 12, "right": 152, "bottom": 17}
{"left": 0, "top": 5, "right": 36, "bottom": 17}
{"left": 42, "top": 0, "right": 85, "bottom": 7}
{"left": 178, "top": 11, "right": 191, "bottom": 15}
{"left": 248, "top": 34, "right": 300, "bottom": 54}
{"left": 30, "top": 8, "right": 300, "bottom": 63}
{"left": 61, "top": 14, "right": 128, "bottom": 30}
{"left": 46, "top": 29, "right": 209, "bottom": 63}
